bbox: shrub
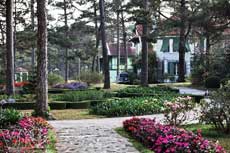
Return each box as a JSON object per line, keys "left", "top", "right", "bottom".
{"left": 90, "top": 97, "right": 172, "bottom": 117}
{"left": 0, "top": 109, "right": 23, "bottom": 128}
{"left": 205, "top": 76, "right": 221, "bottom": 89}
{"left": 52, "top": 90, "right": 105, "bottom": 102}
{"left": 53, "top": 82, "right": 88, "bottom": 90}
{"left": 220, "top": 78, "right": 230, "bottom": 86}
{"left": 48, "top": 73, "right": 64, "bottom": 86}
{"left": 164, "top": 96, "right": 195, "bottom": 126}
{"left": 77, "top": 71, "right": 103, "bottom": 85}
{"left": 0, "top": 117, "right": 54, "bottom": 152}
{"left": 123, "top": 118, "right": 226, "bottom": 153}
{"left": 117, "top": 86, "right": 179, "bottom": 98}
{"left": 200, "top": 83, "right": 230, "bottom": 134}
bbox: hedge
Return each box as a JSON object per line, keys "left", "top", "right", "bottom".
{"left": 2, "top": 100, "right": 105, "bottom": 110}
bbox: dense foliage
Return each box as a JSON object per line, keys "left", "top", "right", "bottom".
{"left": 48, "top": 73, "right": 64, "bottom": 86}
{"left": 52, "top": 90, "right": 106, "bottom": 102}
{"left": 0, "top": 109, "right": 23, "bottom": 128}
{"left": 77, "top": 71, "right": 103, "bottom": 85}
{"left": 123, "top": 118, "right": 226, "bottom": 153}
{"left": 116, "top": 86, "right": 179, "bottom": 97}
{"left": 90, "top": 96, "right": 176, "bottom": 117}
{"left": 200, "top": 83, "right": 230, "bottom": 134}
{"left": 205, "top": 76, "right": 221, "bottom": 89}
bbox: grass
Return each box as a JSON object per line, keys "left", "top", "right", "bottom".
{"left": 182, "top": 124, "right": 230, "bottom": 151}
{"left": 91, "top": 83, "right": 134, "bottom": 92}
{"left": 20, "top": 109, "right": 104, "bottom": 120}
{"left": 115, "top": 128, "right": 152, "bottom": 153}
{"left": 45, "top": 130, "right": 57, "bottom": 153}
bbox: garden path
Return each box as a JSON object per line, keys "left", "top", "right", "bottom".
{"left": 176, "top": 87, "right": 206, "bottom": 96}
{"left": 49, "top": 114, "right": 164, "bottom": 153}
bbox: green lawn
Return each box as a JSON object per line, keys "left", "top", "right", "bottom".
{"left": 21, "top": 109, "right": 104, "bottom": 120}
{"left": 115, "top": 128, "right": 152, "bottom": 153}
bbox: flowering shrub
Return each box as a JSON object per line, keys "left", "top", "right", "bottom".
{"left": 123, "top": 118, "right": 226, "bottom": 153}
{"left": 14, "top": 82, "right": 29, "bottom": 88}
{"left": 200, "top": 83, "right": 230, "bottom": 134}
{"left": 0, "top": 117, "right": 54, "bottom": 152}
{"left": 164, "top": 96, "right": 195, "bottom": 126}
{"left": 53, "top": 82, "right": 88, "bottom": 90}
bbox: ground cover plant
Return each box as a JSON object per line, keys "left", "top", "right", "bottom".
{"left": 90, "top": 95, "right": 177, "bottom": 117}
{"left": 123, "top": 117, "right": 226, "bottom": 153}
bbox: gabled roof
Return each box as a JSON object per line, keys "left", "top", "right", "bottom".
{"left": 107, "top": 43, "right": 136, "bottom": 56}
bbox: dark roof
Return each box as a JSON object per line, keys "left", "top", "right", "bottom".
{"left": 16, "top": 67, "right": 28, "bottom": 73}
{"left": 108, "top": 43, "right": 136, "bottom": 56}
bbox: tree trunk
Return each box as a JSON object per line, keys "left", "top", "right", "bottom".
{"left": 116, "top": 10, "right": 120, "bottom": 78}
{"left": 206, "top": 35, "right": 211, "bottom": 73}
{"left": 31, "top": 0, "right": 36, "bottom": 69}
{"left": 178, "top": 0, "right": 186, "bottom": 82}
{"left": 36, "top": 0, "right": 48, "bottom": 118}
{"left": 14, "top": 0, "right": 16, "bottom": 75}
{"left": 99, "top": 0, "right": 110, "bottom": 89}
{"left": 121, "top": 9, "right": 128, "bottom": 72}
{"left": 141, "top": 0, "right": 149, "bottom": 87}
{"left": 6, "top": 0, "right": 15, "bottom": 96}
{"left": 64, "top": 0, "right": 69, "bottom": 83}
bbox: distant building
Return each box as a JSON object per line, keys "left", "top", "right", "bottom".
{"left": 15, "top": 67, "right": 29, "bottom": 82}
{"left": 101, "top": 43, "right": 136, "bottom": 82}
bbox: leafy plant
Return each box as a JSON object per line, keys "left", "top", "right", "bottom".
{"left": 90, "top": 97, "right": 173, "bottom": 117}
{"left": 52, "top": 90, "right": 105, "bottom": 102}
{"left": 200, "top": 83, "right": 230, "bottom": 134}
{"left": 77, "top": 71, "right": 103, "bottom": 85}
{"left": 48, "top": 73, "right": 64, "bottom": 86}
{"left": 0, "top": 109, "right": 23, "bottom": 128}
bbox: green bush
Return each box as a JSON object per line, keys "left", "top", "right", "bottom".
{"left": 200, "top": 83, "right": 230, "bottom": 134}
{"left": 77, "top": 71, "right": 103, "bottom": 85}
{"left": 52, "top": 90, "right": 105, "bottom": 102}
{"left": 220, "top": 78, "right": 230, "bottom": 86}
{"left": 48, "top": 73, "right": 64, "bottom": 86}
{"left": 90, "top": 96, "right": 176, "bottom": 117}
{"left": 205, "top": 76, "right": 221, "bottom": 89}
{"left": 3, "top": 102, "right": 35, "bottom": 110}
{"left": 0, "top": 109, "right": 23, "bottom": 127}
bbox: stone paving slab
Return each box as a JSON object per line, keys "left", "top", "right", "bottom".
{"left": 49, "top": 114, "right": 164, "bottom": 153}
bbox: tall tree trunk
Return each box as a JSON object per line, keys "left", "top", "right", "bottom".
{"left": 31, "top": 0, "right": 36, "bottom": 70}
{"left": 206, "top": 34, "right": 211, "bottom": 74}
{"left": 99, "top": 0, "right": 110, "bottom": 89}
{"left": 36, "top": 0, "right": 48, "bottom": 118}
{"left": 6, "top": 0, "right": 15, "bottom": 95}
{"left": 64, "top": 0, "right": 69, "bottom": 83}
{"left": 121, "top": 9, "right": 128, "bottom": 72}
{"left": 14, "top": 0, "right": 16, "bottom": 75}
{"left": 178, "top": 0, "right": 186, "bottom": 82}
{"left": 93, "top": 0, "right": 100, "bottom": 73}
{"left": 116, "top": 10, "right": 120, "bottom": 77}
{"left": 141, "top": 0, "right": 149, "bottom": 87}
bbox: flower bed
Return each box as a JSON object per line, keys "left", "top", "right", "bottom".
{"left": 0, "top": 117, "right": 55, "bottom": 152}
{"left": 53, "top": 82, "right": 88, "bottom": 90}
{"left": 90, "top": 97, "right": 173, "bottom": 117}
{"left": 123, "top": 118, "right": 226, "bottom": 153}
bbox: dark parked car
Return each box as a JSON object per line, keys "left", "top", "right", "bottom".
{"left": 117, "top": 72, "right": 130, "bottom": 84}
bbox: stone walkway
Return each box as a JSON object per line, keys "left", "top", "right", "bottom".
{"left": 176, "top": 87, "right": 206, "bottom": 96}
{"left": 49, "top": 114, "right": 164, "bottom": 153}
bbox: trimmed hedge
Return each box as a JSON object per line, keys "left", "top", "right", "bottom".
{"left": 2, "top": 100, "right": 105, "bottom": 110}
